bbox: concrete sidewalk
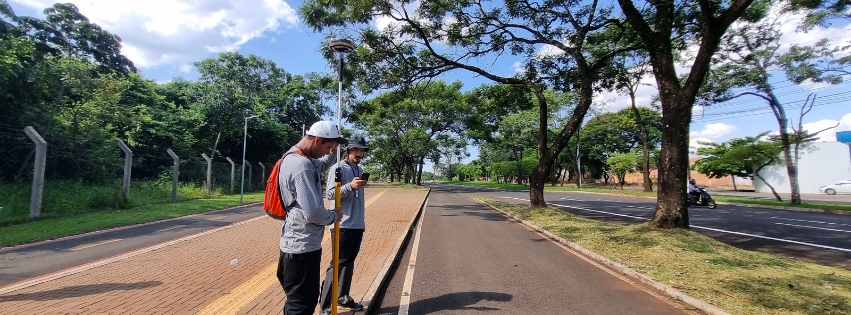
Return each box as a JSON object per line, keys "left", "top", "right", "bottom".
{"left": 0, "top": 185, "right": 429, "bottom": 315}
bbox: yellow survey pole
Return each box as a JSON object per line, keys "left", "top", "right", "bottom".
{"left": 332, "top": 166, "right": 341, "bottom": 315}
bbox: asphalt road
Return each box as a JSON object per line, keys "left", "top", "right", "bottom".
{"left": 370, "top": 184, "right": 698, "bottom": 315}
{"left": 0, "top": 203, "right": 263, "bottom": 287}
{"left": 435, "top": 184, "right": 851, "bottom": 268}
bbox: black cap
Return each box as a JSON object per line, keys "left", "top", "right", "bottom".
{"left": 346, "top": 137, "right": 369, "bottom": 150}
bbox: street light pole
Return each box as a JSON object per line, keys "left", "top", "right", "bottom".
{"left": 328, "top": 38, "right": 355, "bottom": 315}
{"left": 240, "top": 115, "right": 258, "bottom": 203}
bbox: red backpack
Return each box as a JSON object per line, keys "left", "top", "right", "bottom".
{"left": 263, "top": 150, "right": 305, "bottom": 220}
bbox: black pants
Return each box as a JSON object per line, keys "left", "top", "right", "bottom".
{"left": 277, "top": 249, "right": 322, "bottom": 315}
{"left": 319, "top": 229, "right": 365, "bottom": 310}
{"left": 688, "top": 191, "right": 702, "bottom": 202}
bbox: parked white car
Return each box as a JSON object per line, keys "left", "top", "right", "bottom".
{"left": 819, "top": 180, "right": 851, "bottom": 195}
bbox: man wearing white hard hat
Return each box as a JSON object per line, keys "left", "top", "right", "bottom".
{"left": 276, "top": 120, "right": 347, "bottom": 315}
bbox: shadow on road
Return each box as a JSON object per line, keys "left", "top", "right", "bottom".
{"left": 0, "top": 281, "right": 162, "bottom": 301}
{"left": 377, "top": 291, "right": 513, "bottom": 314}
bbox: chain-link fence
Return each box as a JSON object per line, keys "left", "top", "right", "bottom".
{"left": 0, "top": 123, "right": 274, "bottom": 225}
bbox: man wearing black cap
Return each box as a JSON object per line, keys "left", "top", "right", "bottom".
{"left": 319, "top": 136, "right": 370, "bottom": 314}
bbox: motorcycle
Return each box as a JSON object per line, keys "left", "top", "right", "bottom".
{"left": 687, "top": 187, "right": 717, "bottom": 209}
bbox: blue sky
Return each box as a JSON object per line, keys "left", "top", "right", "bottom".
{"left": 9, "top": 0, "right": 851, "bottom": 172}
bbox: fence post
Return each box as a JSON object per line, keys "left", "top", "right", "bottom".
{"left": 201, "top": 153, "right": 212, "bottom": 198}
{"left": 258, "top": 162, "right": 265, "bottom": 189}
{"left": 226, "top": 157, "right": 235, "bottom": 194}
{"left": 23, "top": 126, "right": 46, "bottom": 219}
{"left": 116, "top": 140, "right": 132, "bottom": 200}
{"left": 167, "top": 149, "right": 179, "bottom": 202}
{"left": 246, "top": 162, "right": 253, "bottom": 192}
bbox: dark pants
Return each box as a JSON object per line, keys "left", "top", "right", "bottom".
{"left": 319, "top": 229, "right": 365, "bottom": 310}
{"left": 277, "top": 249, "right": 322, "bottom": 315}
{"left": 688, "top": 191, "right": 702, "bottom": 202}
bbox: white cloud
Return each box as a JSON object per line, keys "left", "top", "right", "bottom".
{"left": 689, "top": 137, "right": 714, "bottom": 154}
{"left": 512, "top": 61, "right": 525, "bottom": 74}
{"left": 178, "top": 64, "right": 193, "bottom": 73}
{"left": 690, "top": 123, "right": 738, "bottom": 153}
{"left": 802, "top": 112, "right": 851, "bottom": 141}
{"left": 13, "top": 0, "right": 299, "bottom": 68}
{"left": 537, "top": 44, "right": 564, "bottom": 58}
{"left": 691, "top": 122, "right": 738, "bottom": 139}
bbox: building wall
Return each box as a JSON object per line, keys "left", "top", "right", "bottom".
{"left": 619, "top": 158, "right": 753, "bottom": 189}
{"left": 754, "top": 142, "right": 851, "bottom": 194}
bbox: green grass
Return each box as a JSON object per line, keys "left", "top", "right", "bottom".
{"left": 446, "top": 181, "right": 851, "bottom": 213}
{"left": 479, "top": 198, "right": 851, "bottom": 315}
{"left": 713, "top": 196, "right": 851, "bottom": 212}
{"left": 0, "top": 180, "right": 264, "bottom": 247}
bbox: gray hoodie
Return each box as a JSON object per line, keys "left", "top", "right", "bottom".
{"left": 278, "top": 146, "right": 337, "bottom": 254}
{"left": 325, "top": 160, "right": 366, "bottom": 229}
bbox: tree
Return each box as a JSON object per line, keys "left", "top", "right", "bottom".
{"left": 20, "top": 2, "right": 135, "bottom": 74}
{"left": 193, "top": 52, "right": 309, "bottom": 159}
{"left": 694, "top": 132, "right": 784, "bottom": 200}
{"left": 578, "top": 107, "right": 662, "bottom": 182}
{"left": 351, "top": 80, "right": 472, "bottom": 184}
{"left": 607, "top": 151, "right": 641, "bottom": 189}
{"left": 617, "top": 0, "right": 762, "bottom": 228}
{"left": 300, "top": 0, "right": 639, "bottom": 207}
{"left": 613, "top": 53, "right": 657, "bottom": 192}
{"left": 703, "top": 6, "right": 845, "bottom": 204}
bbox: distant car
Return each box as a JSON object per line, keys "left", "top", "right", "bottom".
{"left": 819, "top": 180, "right": 851, "bottom": 195}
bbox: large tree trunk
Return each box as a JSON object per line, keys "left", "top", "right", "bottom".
{"left": 653, "top": 101, "right": 691, "bottom": 228}
{"left": 618, "top": 0, "right": 754, "bottom": 229}
{"left": 731, "top": 176, "right": 738, "bottom": 191}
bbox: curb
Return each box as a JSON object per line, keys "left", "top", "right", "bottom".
{"left": 0, "top": 202, "right": 263, "bottom": 253}
{"left": 362, "top": 188, "right": 431, "bottom": 315}
{"left": 474, "top": 198, "right": 734, "bottom": 315}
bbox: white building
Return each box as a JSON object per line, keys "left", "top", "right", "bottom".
{"left": 754, "top": 141, "right": 851, "bottom": 194}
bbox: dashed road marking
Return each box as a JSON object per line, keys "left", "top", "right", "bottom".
{"left": 70, "top": 239, "right": 121, "bottom": 251}
{"left": 156, "top": 225, "right": 186, "bottom": 233}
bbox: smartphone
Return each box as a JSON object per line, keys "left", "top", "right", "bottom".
{"left": 361, "top": 173, "right": 370, "bottom": 181}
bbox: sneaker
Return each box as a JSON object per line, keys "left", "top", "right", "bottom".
{"left": 319, "top": 308, "right": 331, "bottom": 315}
{"left": 338, "top": 300, "right": 364, "bottom": 311}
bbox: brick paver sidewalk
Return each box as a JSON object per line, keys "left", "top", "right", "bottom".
{"left": 0, "top": 185, "right": 429, "bottom": 315}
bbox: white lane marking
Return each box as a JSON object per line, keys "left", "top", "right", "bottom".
{"left": 70, "top": 239, "right": 121, "bottom": 251}
{"left": 156, "top": 225, "right": 186, "bottom": 233}
{"left": 398, "top": 199, "right": 427, "bottom": 315}
{"left": 502, "top": 197, "right": 851, "bottom": 253}
{"left": 624, "top": 205, "right": 655, "bottom": 210}
{"left": 769, "top": 217, "right": 850, "bottom": 227}
{"left": 773, "top": 222, "right": 851, "bottom": 233}
{"left": 691, "top": 226, "right": 851, "bottom": 252}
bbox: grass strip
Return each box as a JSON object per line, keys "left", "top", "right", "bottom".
{"left": 478, "top": 198, "right": 851, "bottom": 315}
{"left": 0, "top": 192, "right": 263, "bottom": 248}
{"left": 444, "top": 181, "right": 851, "bottom": 213}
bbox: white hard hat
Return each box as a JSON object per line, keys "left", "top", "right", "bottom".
{"left": 305, "top": 121, "right": 348, "bottom": 144}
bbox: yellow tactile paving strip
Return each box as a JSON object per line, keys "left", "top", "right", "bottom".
{"left": 0, "top": 186, "right": 428, "bottom": 315}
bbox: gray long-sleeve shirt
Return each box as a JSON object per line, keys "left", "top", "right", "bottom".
{"left": 325, "top": 160, "right": 366, "bottom": 229}
{"left": 278, "top": 146, "right": 337, "bottom": 254}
